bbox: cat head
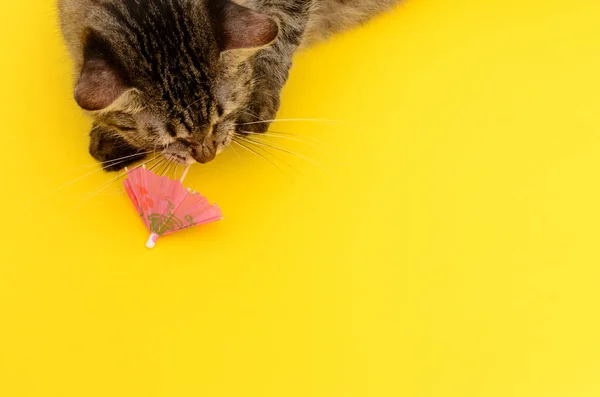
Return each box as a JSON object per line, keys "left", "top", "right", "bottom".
{"left": 58, "top": 0, "right": 278, "bottom": 169}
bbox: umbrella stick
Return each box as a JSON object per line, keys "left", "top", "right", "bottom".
{"left": 180, "top": 164, "right": 191, "bottom": 183}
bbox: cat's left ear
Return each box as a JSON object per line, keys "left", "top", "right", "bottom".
{"left": 75, "top": 56, "right": 130, "bottom": 111}
{"left": 215, "top": 1, "right": 279, "bottom": 51}
{"left": 74, "top": 33, "right": 138, "bottom": 112}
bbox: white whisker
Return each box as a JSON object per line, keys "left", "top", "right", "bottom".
{"left": 234, "top": 135, "right": 336, "bottom": 180}
{"left": 231, "top": 139, "right": 287, "bottom": 176}
{"left": 236, "top": 118, "right": 358, "bottom": 128}
{"left": 237, "top": 130, "right": 336, "bottom": 153}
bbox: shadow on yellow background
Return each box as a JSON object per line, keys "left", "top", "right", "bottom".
{"left": 2, "top": 0, "right": 600, "bottom": 396}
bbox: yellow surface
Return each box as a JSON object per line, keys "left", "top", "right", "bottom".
{"left": 2, "top": 0, "right": 600, "bottom": 395}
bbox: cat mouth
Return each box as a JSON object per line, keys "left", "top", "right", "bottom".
{"left": 161, "top": 139, "right": 222, "bottom": 164}
{"left": 163, "top": 152, "right": 195, "bottom": 165}
{"left": 162, "top": 141, "right": 195, "bottom": 165}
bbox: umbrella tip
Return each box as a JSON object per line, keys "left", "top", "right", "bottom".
{"left": 146, "top": 233, "right": 159, "bottom": 249}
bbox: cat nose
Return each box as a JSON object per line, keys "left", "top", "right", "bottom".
{"left": 191, "top": 144, "right": 216, "bottom": 164}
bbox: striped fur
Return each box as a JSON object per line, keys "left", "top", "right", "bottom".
{"left": 58, "top": 0, "right": 400, "bottom": 169}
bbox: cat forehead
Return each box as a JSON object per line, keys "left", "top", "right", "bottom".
{"left": 85, "top": 1, "right": 220, "bottom": 102}
{"left": 87, "top": 0, "right": 220, "bottom": 68}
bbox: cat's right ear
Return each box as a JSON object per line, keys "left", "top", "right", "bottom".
{"left": 74, "top": 34, "right": 132, "bottom": 111}
{"left": 214, "top": 1, "right": 279, "bottom": 52}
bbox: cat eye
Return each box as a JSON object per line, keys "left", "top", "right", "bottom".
{"left": 106, "top": 123, "right": 136, "bottom": 132}
{"left": 101, "top": 112, "right": 137, "bottom": 132}
{"left": 166, "top": 123, "right": 178, "bottom": 137}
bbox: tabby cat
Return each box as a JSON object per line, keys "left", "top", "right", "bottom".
{"left": 58, "top": 0, "right": 399, "bottom": 170}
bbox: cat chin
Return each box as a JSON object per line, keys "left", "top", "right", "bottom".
{"left": 163, "top": 152, "right": 195, "bottom": 165}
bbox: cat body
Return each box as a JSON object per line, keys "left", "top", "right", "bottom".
{"left": 58, "top": 0, "right": 399, "bottom": 170}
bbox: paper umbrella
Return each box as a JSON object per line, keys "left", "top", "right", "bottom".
{"left": 123, "top": 165, "right": 223, "bottom": 248}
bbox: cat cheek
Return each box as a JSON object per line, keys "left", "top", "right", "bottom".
{"left": 216, "top": 142, "right": 228, "bottom": 155}
{"left": 214, "top": 83, "right": 232, "bottom": 108}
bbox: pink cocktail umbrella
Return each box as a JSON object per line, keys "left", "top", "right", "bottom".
{"left": 123, "top": 165, "right": 223, "bottom": 248}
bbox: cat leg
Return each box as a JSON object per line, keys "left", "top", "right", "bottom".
{"left": 236, "top": 1, "right": 313, "bottom": 134}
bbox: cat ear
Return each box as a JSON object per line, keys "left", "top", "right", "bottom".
{"left": 217, "top": 1, "right": 279, "bottom": 51}
{"left": 74, "top": 55, "right": 129, "bottom": 111}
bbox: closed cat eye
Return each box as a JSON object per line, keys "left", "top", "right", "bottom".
{"left": 105, "top": 123, "right": 136, "bottom": 132}
{"left": 166, "top": 123, "right": 178, "bottom": 137}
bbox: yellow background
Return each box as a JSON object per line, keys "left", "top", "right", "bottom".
{"left": 2, "top": 0, "right": 600, "bottom": 395}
